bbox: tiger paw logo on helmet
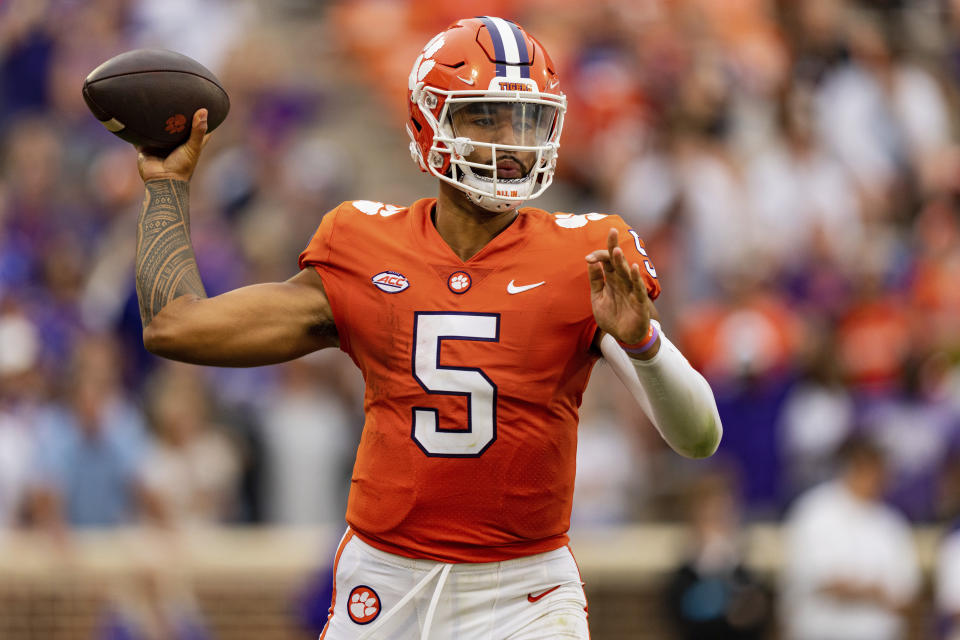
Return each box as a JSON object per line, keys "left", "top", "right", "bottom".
{"left": 406, "top": 17, "right": 566, "bottom": 213}
{"left": 348, "top": 585, "right": 381, "bottom": 624}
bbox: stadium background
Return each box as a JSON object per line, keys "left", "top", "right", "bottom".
{"left": 1, "top": 0, "right": 959, "bottom": 638}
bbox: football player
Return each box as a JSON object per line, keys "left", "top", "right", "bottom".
{"left": 133, "top": 16, "right": 722, "bottom": 639}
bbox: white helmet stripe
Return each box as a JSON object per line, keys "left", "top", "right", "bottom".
{"left": 483, "top": 16, "right": 523, "bottom": 79}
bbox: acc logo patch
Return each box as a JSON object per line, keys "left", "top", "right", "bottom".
{"left": 347, "top": 585, "right": 381, "bottom": 625}
{"left": 372, "top": 271, "right": 410, "bottom": 293}
{"left": 447, "top": 271, "right": 471, "bottom": 294}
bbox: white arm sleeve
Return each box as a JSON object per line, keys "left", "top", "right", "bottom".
{"left": 600, "top": 322, "right": 722, "bottom": 458}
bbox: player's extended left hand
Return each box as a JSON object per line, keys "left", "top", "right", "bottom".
{"left": 586, "top": 227, "right": 651, "bottom": 344}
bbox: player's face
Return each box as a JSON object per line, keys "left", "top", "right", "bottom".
{"left": 450, "top": 102, "right": 556, "bottom": 180}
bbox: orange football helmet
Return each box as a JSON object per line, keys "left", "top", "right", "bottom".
{"left": 407, "top": 17, "right": 566, "bottom": 212}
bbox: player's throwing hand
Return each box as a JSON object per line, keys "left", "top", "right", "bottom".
{"left": 137, "top": 108, "right": 211, "bottom": 184}
{"left": 586, "top": 227, "right": 652, "bottom": 346}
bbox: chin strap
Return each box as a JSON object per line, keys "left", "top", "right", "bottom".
{"left": 463, "top": 187, "right": 521, "bottom": 212}
{"left": 600, "top": 322, "right": 723, "bottom": 458}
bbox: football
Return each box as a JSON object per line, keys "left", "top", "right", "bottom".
{"left": 82, "top": 49, "right": 229, "bottom": 154}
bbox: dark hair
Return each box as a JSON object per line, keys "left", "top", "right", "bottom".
{"left": 835, "top": 433, "right": 886, "bottom": 468}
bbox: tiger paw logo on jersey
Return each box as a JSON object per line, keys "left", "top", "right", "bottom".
{"left": 371, "top": 270, "right": 410, "bottom": 293}
{"left": 447, "top": 271, "right": 472, "bottom": 294}
{"left": 348, "top": 585, "right": 381, "bottom": 625}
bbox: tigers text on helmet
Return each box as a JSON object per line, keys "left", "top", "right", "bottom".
{"left": 407, "top": 17, "right": 566, "bottom": 213}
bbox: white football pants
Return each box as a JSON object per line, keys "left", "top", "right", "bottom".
{"left": 318, "top": 529, "right": 589, "bottom": 640}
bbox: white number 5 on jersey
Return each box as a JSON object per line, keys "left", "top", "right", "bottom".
{"left": 411, "top": 312, "right": 499, "bottom": 457}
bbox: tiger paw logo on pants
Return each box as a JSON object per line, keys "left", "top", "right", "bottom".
{"left": 348, "top": 585, "right": 381, "bottom": 624}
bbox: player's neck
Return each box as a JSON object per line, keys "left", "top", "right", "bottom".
{"left": 434, "top": 182, "right": 519, "bottom": 261}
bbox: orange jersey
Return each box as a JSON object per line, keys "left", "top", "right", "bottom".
{"left": 298, "top": 198, "right": 659, "bottom": 562}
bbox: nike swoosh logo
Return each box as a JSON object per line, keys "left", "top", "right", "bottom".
{"left": 527, "top": 585, "right": 562, "bottom": 603}
{"left": 507, "top": 280, "right": 545, "bottom": 294}
{"left": 456, "top": 75, "right": 475, "bottom": 86}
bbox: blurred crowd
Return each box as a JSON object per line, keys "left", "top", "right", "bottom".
{"left": 3, "top": 0, "right": 960, "bottom": 637}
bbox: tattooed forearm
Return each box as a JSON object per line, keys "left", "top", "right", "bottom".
{"left": 135, "top": 179, "right": 207, "bottom": 326}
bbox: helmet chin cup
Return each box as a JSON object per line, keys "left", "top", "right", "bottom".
{"left": 460, "top": 172, "right": 534, "bottom": 212}
{"left": 464, "top": 190, "right": 519, "bottom": 212}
